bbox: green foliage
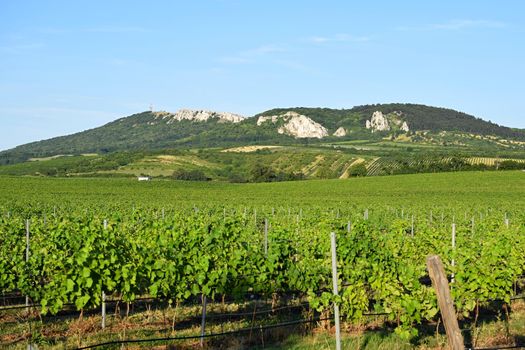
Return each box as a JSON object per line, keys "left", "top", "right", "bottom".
{"left": 347, "top": 163, "right": 367, "bottom": 177}
{"left": 498, "top": 160, "right": 525, "bottom": 170}
{"left": 0, "top": 204, "right": 523, "bottom": 339}
{"left": 351, "top": 103, "right": 525, "bottom": 140}
{"left": 172, "top": 169, "right": 210, "bottom": 181}
{"left": 2, "top": 104, "right": 524, "bottom": 167}
{"left": 0, "top": 171, "right": 524, "bottom": 340}
{"left": 249, "top": 164, "right": 305, "bottom": 183}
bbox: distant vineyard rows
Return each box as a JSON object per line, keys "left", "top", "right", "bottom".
{"left": 366, "top": 156, "right": 525, "bottom": 176}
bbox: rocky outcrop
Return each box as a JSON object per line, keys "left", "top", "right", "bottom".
{"left": 256, "top": 115, "right": 280, "bottom": 126}
{"left": 333, "top": 127, "right": 347, "bottom": 137}
{"left": 152, "top": 109, "right": 244, "bottom": 124}
{"left": 366, "top": 111, "right": 390, "bottom": 132}
{"left": 365, "top": 111, "right": 409, "bottom": 132}
{"left": 257, "top": 111, "right": 329, "bottom": 139}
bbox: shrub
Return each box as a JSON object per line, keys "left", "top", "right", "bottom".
{"left": 348, "top": 163, "right": 367, "bottom": 177}
{"left": 172, "top": 169, "right": 210, "bottom": 181}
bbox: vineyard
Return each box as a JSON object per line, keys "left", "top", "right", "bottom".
{"left": 0, "top": 172, "right": 525, "bottom": 349}
{"left": 365, "top": 157, "right": 525, "bottom": 176}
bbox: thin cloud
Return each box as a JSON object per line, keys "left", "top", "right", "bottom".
{"left": 433, "top": 19, "right": 505, "bottom": 30}
{"left": 219, "top": 44, "right": 287, "bottom": 65}
{"left": 271, "top": 59, "right": 314, "bottom": 73}
{"left": 84, "top": 26, "right": 151, "bottom": 33}
{"left": 0, "top": 42, "right": 45, "bottom": 54}
{"left": 398, "top": 19, "right": 506, "bottom": 31}
{"left": 246, "top": 45, "right": 287, "bottom": 54}
{"left": 308, "top": 34, "right": 370, "bottom": 44}
{"left": 219, "top": 56, "right": 252, "bottom": 64}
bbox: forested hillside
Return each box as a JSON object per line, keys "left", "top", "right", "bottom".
{"left": 1, "top": 104, "right": 523, "bottom": 166}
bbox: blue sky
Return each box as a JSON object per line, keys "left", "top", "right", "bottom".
{"left": 1, "top": 0, "right": 524, "bottom": 151}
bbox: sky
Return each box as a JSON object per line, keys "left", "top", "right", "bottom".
{"left": 1, "top": 0, "right": 524, "bottom": 151}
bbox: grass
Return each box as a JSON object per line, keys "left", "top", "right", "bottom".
{"left": 2, "top": 299, "right": 524, "bottom": 349}
{"left": 0, "top": 170, "right": 524, "bottom": 209}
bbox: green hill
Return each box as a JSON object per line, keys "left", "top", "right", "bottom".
{"left": 1, "top": 104, "right": 524, "bottom": 168}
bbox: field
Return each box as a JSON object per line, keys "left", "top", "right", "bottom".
{"left": 0, "top": 171, "right": 524, "bottom": 349}
{"left": 1, "top": 170, "right": 525, "bottom": 208}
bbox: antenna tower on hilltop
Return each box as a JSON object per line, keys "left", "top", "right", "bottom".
{"left": 149, "top": 104, "right": 153, "bottom": 112}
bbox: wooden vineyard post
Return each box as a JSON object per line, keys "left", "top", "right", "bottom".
{"left": 451, "top": 224, "right": 456, "bottom": 283}
{"left": 264, "top": 218, "right": 268, "bottom": 256}
{"left": 330, "top": 232, "right": 341, "bottom": 350}
{"left": 25, "top": 219, "right": 30, "bottom": 307}
{"left": 347, "top": 221, "right": 351, "bottom": 233}
{"left": 364, "top": 208, "right": 369, "bottom": 220}
{"left": 102, "top": 219, "right": 108, "bottom": 329}
{"left": 411, "top": 215, "right": 414, "bottom": 237}
{"left": 200, "top": 294, "right": 207, "bottom": 347}
{"left": 426, "top": 255, "right": 464, "bottom": 350}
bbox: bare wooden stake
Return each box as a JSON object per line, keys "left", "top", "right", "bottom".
{"left": 101, "top": 291, "right": 106, "bottom": 329}
{"left": 330, "top": 232, "right": 342, "bottom": 350}
{"left": 264, "top": 218, "right": 268, "bottom": 256}
{"left": 25, "top": 219, "right": 30, "bottom": 307}
{"left": 451, "top": 224, "right": 456, "bottom": 283}
{"left": 426, "top": 255, "right": 464, "bottom": 350}
{"left": 200, "top": 294, "right": 207, "bottom": 347}
{"left": 102, "top": 220, "right": 107, "bottom": 329}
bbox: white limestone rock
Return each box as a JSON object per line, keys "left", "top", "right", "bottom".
{"left": 365, "top": 111, "right": 410, "bottom": 133}
{"left": 153, "top": 109, "right": 244, "bottom": 124}
{"left": 256, "top": 115, "right": 280, "bottom": 126}
{"left": 365, "top": 111, "right": 390, "bottom": 132}
{"left": 333, "top": 127, "right": 347, "bottom": 137}
{"left": 257, "top": 111, "right": 329, "bottom": 139}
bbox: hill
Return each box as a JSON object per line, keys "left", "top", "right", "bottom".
{"left": 1, "top": 104, "right": 524, "bottom": 172}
